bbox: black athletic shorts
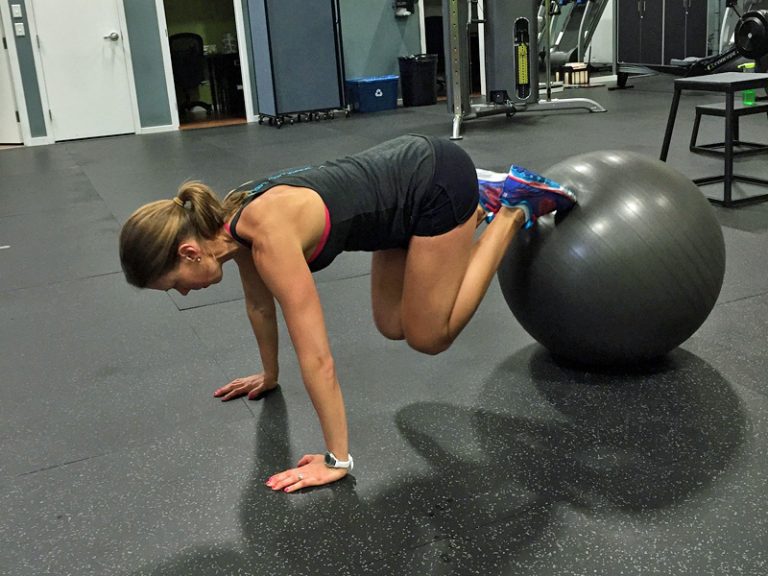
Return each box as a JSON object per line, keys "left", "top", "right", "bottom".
{"left": 412, "top": 137, "right": 479, "bottom": 237}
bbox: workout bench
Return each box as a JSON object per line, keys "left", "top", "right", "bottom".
{"left": 690, "top": 100, "right": 768, "bottom": 156}
{"left": 660, "top": 71, "right": 768, "bottom": 207}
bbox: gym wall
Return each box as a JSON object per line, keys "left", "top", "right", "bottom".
{"left": 7, "top": 0, "right": 422, "bottom": 138}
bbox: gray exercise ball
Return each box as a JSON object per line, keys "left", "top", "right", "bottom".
{"left": 498, "top": 150, "right": 726, "bottom": 366}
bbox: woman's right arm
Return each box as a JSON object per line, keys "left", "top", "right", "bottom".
{"left": 214, "top": 257, "right": 280, "bottom": 401}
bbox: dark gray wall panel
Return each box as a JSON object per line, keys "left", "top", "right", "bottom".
{"left": 247, "top": 0, "right": 343, "bottom": 116}
{"left": 124, "top": 0, "right": 173, "bottom": 127}
{"left": 247, "top": 0, "right": 276, "bottom": 116}
{"left": 270, "top": 0, "right": 340, "bottom": 112}
{"left": 5, "top": 0, "right": 45, "bottom": 137}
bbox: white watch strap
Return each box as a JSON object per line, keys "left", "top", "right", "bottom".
{"left": 325, "top": 451, "right": 354, "bottom": 471}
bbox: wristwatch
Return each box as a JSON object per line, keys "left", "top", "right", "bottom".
{"left": 324, "top": 451, "right": 354, "bottom": 471}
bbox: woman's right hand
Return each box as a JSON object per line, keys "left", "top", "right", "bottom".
{"left": 214, "top": 373, "right": 278, "bottom": 401}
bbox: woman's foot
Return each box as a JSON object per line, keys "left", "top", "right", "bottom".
{"left": 476, "top": 166, "right": 577, "bottom": 227}
{"left": 476, "top": 168, "right": 507, "bottom": 223}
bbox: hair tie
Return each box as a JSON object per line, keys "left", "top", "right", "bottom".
{"left": 172, "top": 197, "right": 185, "bottom": 208}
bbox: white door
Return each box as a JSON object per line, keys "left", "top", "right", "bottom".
{"left": 31, "top": 0, "right": 135, "bottom": 141}
{"left": 0, "top": 18, "right": 22, "bottom": 144}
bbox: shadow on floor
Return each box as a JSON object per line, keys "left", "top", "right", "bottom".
{"left": 128, "top": 347, "right": 745, "bottom": 575}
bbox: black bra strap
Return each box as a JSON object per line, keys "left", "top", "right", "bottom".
{"left": 227, "top": 203, "right": 253, "bottom": 248}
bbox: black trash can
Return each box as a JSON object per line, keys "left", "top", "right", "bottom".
{"left": 398, "top": 54, "right": 438, "bottom": 107}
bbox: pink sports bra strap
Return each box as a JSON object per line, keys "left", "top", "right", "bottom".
{"left": 307, "top": 205, "right": 331, "bottom": 264}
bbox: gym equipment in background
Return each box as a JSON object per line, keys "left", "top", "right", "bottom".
{"left": 617, "top": 1, "right": 768, "bottom": 88}
{"left": 248, "top": 0, "right": 346, "bottom": 128}
{"left": 734, "top": 7, "right": 768, "bottom": 58}
{"left": 617, "top": 0, "right": 707, "bottom": 68}
{"left": 498, "top": 150, "right": 726, "bottom": 366}
{"left": 682, "top": 3, "right": 768, "bottom": 76}
{"left": 547, "top": 0, "right": 613, "bottom": 70}
{"left": 443, "top": 0, "right": 605, "bottom": 140}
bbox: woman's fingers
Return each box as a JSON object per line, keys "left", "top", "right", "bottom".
{"left": 265, "top": 456, "right": 347, "bottom": 493}
{"left": 213, "top": 384, "right": 231, "bottom": 397}
{"left": 215, "top": 376, "right": 269, "bottom": 401}
{"left": 221, "top": 386, "right": 248, "bottom": 401}
{"left": 215, "top": 379, "right": 249, "bottom": 401}
{"left": 266, "top": 469, "right": 305, "bottom": 492}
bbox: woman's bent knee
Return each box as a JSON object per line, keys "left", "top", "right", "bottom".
{"left": 405, "top": 332, "right": 453, "bottom": 355}
{"left": 373, "top": 313, "right": 405, "bottom": 341}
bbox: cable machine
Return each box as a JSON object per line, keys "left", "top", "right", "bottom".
{"left": 443, "top": 0, "right": 606, "bottom": 140}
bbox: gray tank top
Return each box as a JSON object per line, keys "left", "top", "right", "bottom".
{"left": 228, "top": 134, "right": 437, "bottom": 271}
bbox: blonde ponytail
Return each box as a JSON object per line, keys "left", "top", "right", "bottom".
{"left": 119, "top": 180, "right": 228, "bottom": 288}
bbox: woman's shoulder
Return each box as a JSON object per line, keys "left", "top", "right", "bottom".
{"left": 239, "top": 185, "right": 310, "bottom": 219}
{"left": 237, "top": 185, "right": 323, "bottom": 246}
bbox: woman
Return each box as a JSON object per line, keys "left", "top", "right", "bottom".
{"left": 119, "top": 134, "right": 575, "bottom": 493}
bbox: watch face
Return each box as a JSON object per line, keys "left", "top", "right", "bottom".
{"left": 324, "top": 452, "right": 334, "bottom": 466}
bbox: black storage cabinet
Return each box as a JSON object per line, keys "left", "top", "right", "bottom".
{"left": 248, "top": 0, "right": 345, "bottom": 119}
{"left": 618, "top": 0, "right": 707, "bottom": 66}
{"left": 398, "top": 54, "right": 438, "bottom": 106}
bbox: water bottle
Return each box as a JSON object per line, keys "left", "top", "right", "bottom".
{"left": 738, "top": 62, "right": 756, "bottom": 106}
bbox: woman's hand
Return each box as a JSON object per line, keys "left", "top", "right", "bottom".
{"left": 214, "top": 372, "right": 278, "bottom": 401}
{"left": 265, "top": 454, "right": 349, "bottom": 493}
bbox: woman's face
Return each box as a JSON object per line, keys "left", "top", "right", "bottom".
{"left": 149, "top": 243, "right": 223, "bottom": 295}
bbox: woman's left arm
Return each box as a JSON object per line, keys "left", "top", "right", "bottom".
{"left": 251, "top": 226, "right": 351, "bottom": 493}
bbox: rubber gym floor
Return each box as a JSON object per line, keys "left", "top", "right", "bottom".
{"left": 2, "top": 74, "right": 767, "bottom": 575}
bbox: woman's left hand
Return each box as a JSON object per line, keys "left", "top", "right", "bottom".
{"left": 265, "top": 454, "right": 349, "bottom": 493}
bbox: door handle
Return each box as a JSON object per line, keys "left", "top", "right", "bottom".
{"left": 104, "top": 31, "right": 119, "bottom": 41}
